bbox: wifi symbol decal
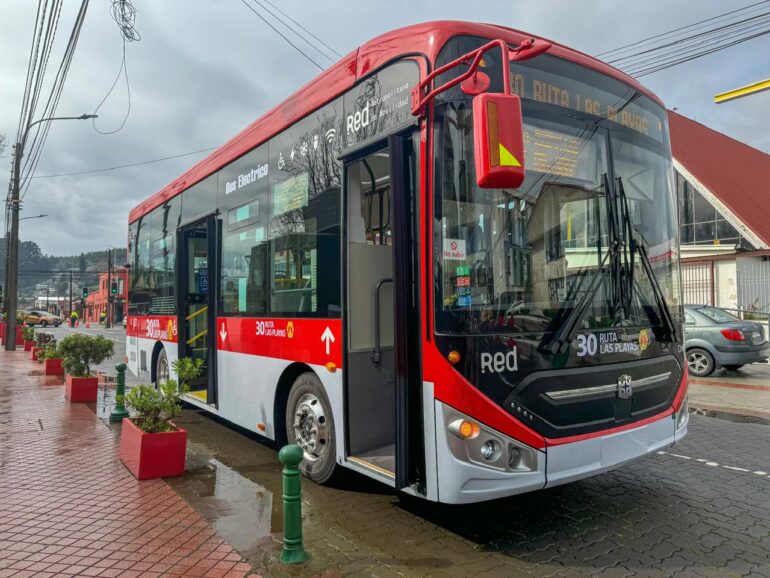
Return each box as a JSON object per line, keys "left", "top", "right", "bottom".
{"left": 325, "top": 128, "right": 336, "bottom": 144}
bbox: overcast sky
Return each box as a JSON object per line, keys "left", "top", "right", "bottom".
{"left": 1, "top": 0, "right": 769, "bottom": 256}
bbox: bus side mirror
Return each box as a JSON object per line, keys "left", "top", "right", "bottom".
{"left": 472, "top": 93, "right": 526, "bottom": 189}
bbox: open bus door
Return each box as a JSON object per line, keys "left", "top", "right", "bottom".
{"left": 343, "top": 132, "right": 423, "bottom": 493}
{"left": 177, "top": 215, "right": 219, "bottom": 406}
{"left": 389, "top": 133, "right": 424, "bottom": 493}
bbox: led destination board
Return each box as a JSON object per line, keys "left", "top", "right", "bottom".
{"left": 510, "top": 57, "right": 665, "bottom": 142}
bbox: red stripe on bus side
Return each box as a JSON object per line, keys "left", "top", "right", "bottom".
{"left": 126, "top": 315, "right": 178, "bottom": 343}
{"left": 216, "top": 317, "right": 343, "bottom": 368}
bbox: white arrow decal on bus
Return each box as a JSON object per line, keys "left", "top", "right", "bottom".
{"left": 220, "top": 322, "right": 227, "bottom": 343}
{"left": 321, "top": 326, "right": 335, "bottom": 355}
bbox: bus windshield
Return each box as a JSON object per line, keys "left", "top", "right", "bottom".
{"left": 435, "top": 56, "right": 681, "bottom": 338}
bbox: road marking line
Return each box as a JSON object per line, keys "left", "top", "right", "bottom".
{"left": 658, "top": 450, "right": 768, "bottom": 479}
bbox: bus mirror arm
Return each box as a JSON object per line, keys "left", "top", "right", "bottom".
{"left": 410, "top": 37, "right": 551, "bottom": 117}
{"left": 371, "top": 278, "right": 393, "bottom": 366}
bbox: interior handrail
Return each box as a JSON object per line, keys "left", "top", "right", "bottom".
{"left": 370, "top": 278, "right": 393, "bottom": 366}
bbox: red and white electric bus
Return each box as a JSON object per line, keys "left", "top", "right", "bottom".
{"left": 126, "top": 21, "right": 688, "bottom": 503}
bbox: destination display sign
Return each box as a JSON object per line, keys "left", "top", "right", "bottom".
{"left": 510, "top": 57, "right": 665, "bottom": 143}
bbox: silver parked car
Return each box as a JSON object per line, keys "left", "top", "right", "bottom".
{"left": 684, "top": 305, "right": 770, "bottom": 377}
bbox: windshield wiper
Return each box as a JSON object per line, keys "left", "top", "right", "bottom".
{"left": 539, "top": 248, "right": 611, "bottom": 354}
{"left": 616, "top": 177, "right": 677, "bottom": 342}
{"left": 539, "top": 174, "right": 617, "bottom": 355}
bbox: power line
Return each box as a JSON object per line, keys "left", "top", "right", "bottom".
{"left": 92, "top": 0, "right": 141, "bottom": 135}
{"left": 632, "top": 28, "right": 770, "bottom": 77}
{"left": 19, "top": 0, "right": 91, "bottom": 201}
{"left": 622, "top": 15, "right": 770, "bottom": 73}
{"left": 237, "top": 0, "right": 325, "bottom": 71}
{"left": 249, "top": 0, "right": 334, "bottom": 64}
{"left": 597, "top": 0, "right": 770, "bottom": 57}
{"left": 259, "top": 0, "right": 341, "bottom": 59}
{"left": 29, "top": 146, "right": 218, "bottom": 179}
{"left": 595, "top": 1, "right": 770, "bottom": 78}
{"left": 610, "top": 11, "right": 770, "bottom": 66}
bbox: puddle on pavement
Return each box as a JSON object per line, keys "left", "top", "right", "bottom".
{"left": 166, "top": 441, "right": 279, "bottom": 559}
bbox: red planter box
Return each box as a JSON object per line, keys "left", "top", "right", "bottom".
{"left": 65, "top": 374, "right": 98, "bottom": 402}
{"left": 30, "top": 347, "right": 40, "bottom": 361}
{"left": 23, "top": 340, "right": 33, "bottom": 351}
{"left": 118, "top": 418, "right": 187, "bottom": 480}
{"left": 45, "top": 358, "right": 64, "bottom": 375}
{"left": 15, "top": 327, "right": 23, "bottom": 345}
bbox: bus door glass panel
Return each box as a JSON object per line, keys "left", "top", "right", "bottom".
{"left": 345, "top": 148, "right": 396, "bottom": 475}
{"left": 183, "top": 221, "right": 210, "bottom": 397}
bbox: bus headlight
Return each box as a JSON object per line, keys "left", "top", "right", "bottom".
{"left": 676, "top": 396, "right": 689, "bottom": 430}
{"left": 480, "top": 440, "right": 501, "bottom": 461}
{"left": 443, "top": 405, "right": 539, "bottom": 472}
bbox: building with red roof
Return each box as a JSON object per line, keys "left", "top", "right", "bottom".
{"left": 670, "top": 110, "right": 770, "bottom": 313}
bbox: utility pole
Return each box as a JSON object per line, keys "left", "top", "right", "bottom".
{"left": 3, "top": 145, "right": 23, "bottom": 350}
{"left": 105, "top": 249, "right": 112, "bottom": 329}
{"left": 46, "top": 284, "right": 49, "bottom": 312}
{"left": 3, "top": 114, "right": 96, "bottom": 350}
{"left": 69, "top": 270, "right": 73, "bottom": 319}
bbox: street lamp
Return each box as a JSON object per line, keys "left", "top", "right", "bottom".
{"left": 19, "top": 213, "right": 48, "bottom": 222}
{"left": 3, "top": 113, "right": 97, "bottom": 350}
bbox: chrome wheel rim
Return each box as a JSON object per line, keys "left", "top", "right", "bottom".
{"left": 688, "top": 352, "right": 709, "bottom": 374}
{"left": 292, "top": 393, "right": 329, "bottom": 463}
{"left": 157, "top": 356, "right": 169, "bottom": 384}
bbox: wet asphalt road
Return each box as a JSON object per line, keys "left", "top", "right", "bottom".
{"left": 167, "top": 409, "right": 770, "bottom": 577}
{"left": 43, "top": 325, "right": 770, "bottom": 576}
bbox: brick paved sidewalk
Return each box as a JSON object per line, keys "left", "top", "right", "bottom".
{"left": 689, "top": 361, "right": 770, "bottom": 421}
{"left": 0, "top": 350, "right": 257, "bottom": 578}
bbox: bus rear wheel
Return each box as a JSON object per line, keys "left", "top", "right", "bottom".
{"left": 285, "top": 372, "right": 336, "bottom": 483}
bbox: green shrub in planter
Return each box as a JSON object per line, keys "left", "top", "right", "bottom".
{"left": 22, "top": 325, "right": 35, "bottom": 342}
{"left": 58, "top": 333, "right": 114, "bottom": 377}
{"left": 121, "top": 357, "right": 204, "bottom": 433}
{"left": 37, "top": 344, "right": 61, "bottom": 363}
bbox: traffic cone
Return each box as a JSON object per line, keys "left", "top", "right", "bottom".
{"left": 76, "top": 320, "right": 79, "bottom": 327}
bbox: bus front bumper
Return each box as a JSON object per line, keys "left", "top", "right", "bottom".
{"left": 435, "top": 401, "right": 687, "bottom": 504}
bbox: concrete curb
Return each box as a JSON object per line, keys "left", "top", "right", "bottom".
{"left": 689, "top": 403, "right": 770, "bottom": 425}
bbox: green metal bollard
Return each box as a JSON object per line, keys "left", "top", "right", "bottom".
{"left": 109, "top": 363, "right": 129, "bottom": 423}
{"left": 278, "top": 444, "right": 308, "bottom": 564}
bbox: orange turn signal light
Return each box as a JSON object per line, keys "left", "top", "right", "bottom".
{"left": 325, "top": 362, "right": 337, "bottom": 373}
{"left": 447, "top": 350, "right": 461, "bottom": 364}
{"left": 457, "top": 419, "right": 481, "bottom": 440}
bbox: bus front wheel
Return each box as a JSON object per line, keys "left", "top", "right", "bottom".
{"left": 285, "top": 372, "right": 336, "bottom": 483}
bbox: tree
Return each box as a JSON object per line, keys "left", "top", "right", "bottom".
{"left": 78, "top": 253, "right": 86, "bottom": 273}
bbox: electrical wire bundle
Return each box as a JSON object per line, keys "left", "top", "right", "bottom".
{"left": 92, "top": 0, "right": 140, "bottom": 135}
{"left": 238, "top": 0, "right": 341, "bottom": 71}
{"left": 598, "top": 0, "right": 770, "bottom": 77}
{"left": 6, "top": 0, "right": 90, "bottom": 224}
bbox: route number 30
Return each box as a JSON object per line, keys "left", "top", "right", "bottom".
{"left": 576, "top": 334, "right": 598, "bottom": 357}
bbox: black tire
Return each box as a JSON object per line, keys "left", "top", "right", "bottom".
{"left": 687, "top": 348, "right": 715, "bottom": 377}
{"left": 723, "top": 364, "right": 744, "bottom": 371}
{"left": 41, "top": 320, "right": 48, "bottom": 327}
{"left": 155, "top": 348, "right": 170, "bottom": 386}
{"left": 285, "top": 372, "right": 336, "bottom": 484}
